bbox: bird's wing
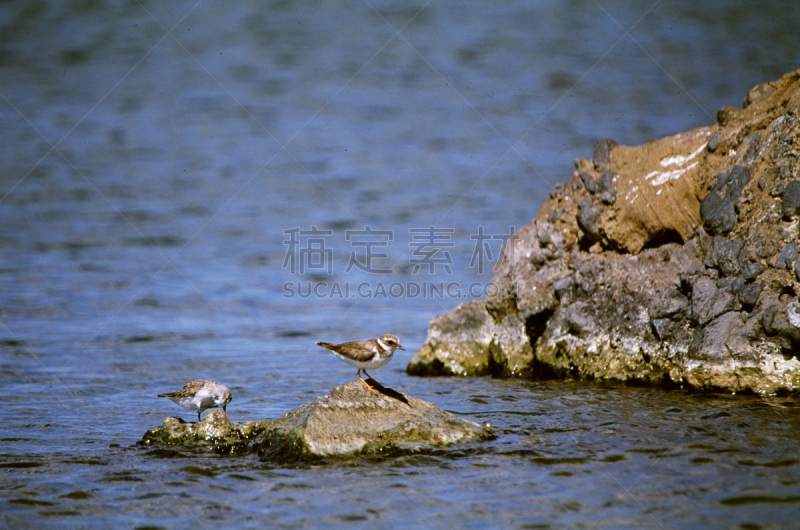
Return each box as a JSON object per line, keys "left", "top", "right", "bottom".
{"left": 317, "top": 339, "right": 379, "bottom": 362}
{"left": 158, "top": 379, "right": 208, "bottom": 398}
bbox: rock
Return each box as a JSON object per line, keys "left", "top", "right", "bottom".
{"left": 576, "top": 198, "right": 603, "bottom": 242}
{"left": 781, "top": 180, "right": 800, "bottom": 218}
{"left": 140, "top": 384, "right": 493, "bottom": 461}
{"left": 255, "top": 382, "right": 494, "bottom": 461}
{"left": 565, "top": 301, "right": 596, "bottom": 336}
{"left": 738, "top": 282, "right": 763, "bottom": 310}
{"left": 406, "top": 301, "right": 494, "bottom": 376}
{"left": 579, "top": 170, "right": 599, "bottom": 194}
{"left": 684, "top": 312, "right": 757, "bottom": 391}
{"left": 598, "top": 170, "right": 617, "bottom": 204}
{"left": 691, "top": 276, "right": 737, "bottom": 326}
{"left": 489, "top": 313, "right": 535, "bottom": 377}
{"left": 410, "top": 69, "right": 800, "bottom": 395}
{"left": 138, "top": 409, "right": 269, "bottom": 455}
{"left": 700, "top": 166, "right": 751, "bottom": 236}
{"left": 711, "top": 237, "right": 744, "bottom": 276}
{"left": 707, "top": 132, "right": 721, "bottom": 152}
{"left": 593, "top": 138, "right": 617, "bottom": 169}
{"left": 775, "top": 242, "right": 799, "bottom": 270}
{"left": 717, "top": 105, "right": 738, "bottom": 126}
{"left": 742, "top": 260, "right": 766, "bottom": 281}
{"left": 650, "top": 286, "right": 689, "bottom": 319}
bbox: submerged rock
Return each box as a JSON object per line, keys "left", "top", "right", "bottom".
{"left": 408, "top": 69, "right": 800, "bottom": 395}
{"left": 139, "top": 382, "right": 493, "bottom": 461}
{"left": 138, "top": 409, "right": 269, "bottom": 455}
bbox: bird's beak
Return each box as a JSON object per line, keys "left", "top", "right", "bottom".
{"left": 223, "top": 403, "right": 227, "bottom": 412}
{"left": 398, "top": 345, "right": 405, "bottom": 350}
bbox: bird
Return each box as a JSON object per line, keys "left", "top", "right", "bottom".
{"left": 315, "top": 333, "right": 404, "bottom": 394}
{"left": 157, "top": 379, "right": 232, "bottom": 422}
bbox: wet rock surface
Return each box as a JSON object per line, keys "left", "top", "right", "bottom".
{"left": 256, "top": 381, "right": 493, "bottom": 462}
{"left": 408, "top": 69, "right": 800, "bottom": 394}
{"left": 139, "top": 382, "right": 493, "bottom": 461}
{"left": 138, "top": 409, "right": 269, "bottom": 456}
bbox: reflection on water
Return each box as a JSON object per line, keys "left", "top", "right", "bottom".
{"left": 2, "top": 0, "right": 800, "bottom": 527}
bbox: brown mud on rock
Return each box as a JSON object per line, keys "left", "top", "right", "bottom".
{"left": 408, "top": 69, "right": 800, "bottom": 395}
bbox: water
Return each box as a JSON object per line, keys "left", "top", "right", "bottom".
{"left": 2, "top": 0, "right": 799, "bottom": 527}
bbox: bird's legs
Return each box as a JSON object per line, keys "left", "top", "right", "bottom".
{"left": 357, "top": 369, "right": 378, "bottom": 395}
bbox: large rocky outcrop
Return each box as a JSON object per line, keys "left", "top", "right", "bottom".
{"left": 139, "top": 381, "right": 493, "bottom": 461}
{"left": 408, "top": 69, "right": 800, "bottom": 395}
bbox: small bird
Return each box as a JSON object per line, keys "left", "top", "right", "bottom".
{"left": 158, "top": 379, "right": 233, "bottom": 422}
{"left": 316, "top": 334, "right": 404, "bottom": 394}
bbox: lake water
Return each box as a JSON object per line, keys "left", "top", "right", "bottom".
{"left": 2, "top": 0, "right": 799, "bottom": 527}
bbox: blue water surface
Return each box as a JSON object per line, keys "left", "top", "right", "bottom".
{"left": 2, "top": 1, "right": 799, "bottom": 527}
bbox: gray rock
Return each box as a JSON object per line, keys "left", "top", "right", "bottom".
{"left": 700, "top": 166, "right": 752, "bottom": 236}
{"left": 650, "top": 286, "right": 689, "bottom": 319}
{"left": 701, "top": 195, "right": 737, "bottom": 236}
{"left": 592, "top": 138, "right": 617, "bottom": 169}
{"left": 579, "top": 170, "right": 598, "bottom": 194}
{"left": 598, "top": 170, "right": 615, "bottom": 193}
{"left": 775, "top": 242, "right": 799, "bottom": 270}
{"left": 781, "top": 180, "right": 800, "bottom": 218}
{"left": 576, "top": 198, "right": 603, "bottom": 242}
{"left": 707, "top": 132, "right": 721, "bottom": 152}
{"left": 600, "top": 189, "right": 617, "bottom": 205}
{"left": 691, "top": 276, "right": 737, "bottom": 326}
{"left": 565, "top": 301, "right": 596, "bottom": 336}
{"left": 690, "top": 312, "right": 751, "bottom": 364}
{"left": 490, "top": 313, "right": 535, "bottom": 377}
{"left": 684, "top": 311, "right": 768, "bottom": 392}
{"left": 256, "top": 382, "right": 494, "bottom": 460}
{"left": 598, "top": 170, "right": 617, "bottom": 204}
{"left": 738, "top": 282, "right": 763, "bottom": 310}
{"left": 651, "top": 318, "right": 675, "bottom": 341}
{"left": 729, "top": 277, "right": 745, "bottom": 294}
{"left": 407, "top": 301, "right": 494, "bottom": 376}
{"left": 553, "top": 275, "right": 574, "bottom": 300}
{"left": 711, "top": 237, "right": 744, "bottom": 276}
{"left": 741, "top": 260, "right": 766, "bottom": 281}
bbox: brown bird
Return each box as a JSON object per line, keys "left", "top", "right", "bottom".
{"left": 315, "top": 334, "right": 404, "bottom": 394}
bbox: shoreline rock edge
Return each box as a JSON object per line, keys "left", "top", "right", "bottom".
{"left": 408, "top": 69, "right": 800, "bottom": 395}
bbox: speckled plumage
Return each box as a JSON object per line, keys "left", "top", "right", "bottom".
{"left": 158, "top": 379, "right": 232, "bottom": 421}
